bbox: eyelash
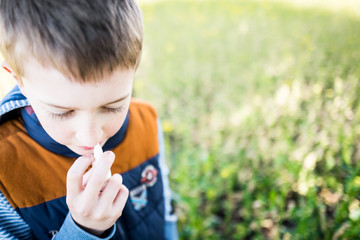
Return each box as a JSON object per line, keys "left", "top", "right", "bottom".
{"left": 49, "top": 105, "right": 126, "bottom": 120}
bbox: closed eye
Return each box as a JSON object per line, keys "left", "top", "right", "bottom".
{"left": 48, "top": 104, "right": 126, "bottom": 121}
{"left": 103, "top": 104, "right": 126, "bottom": 114}
{"left": 49, "top": 110, "right": 74, "bottom": 120}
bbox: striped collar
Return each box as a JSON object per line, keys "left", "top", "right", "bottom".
{"left": 0, "top": 85, "right": 29, "bottom": 116}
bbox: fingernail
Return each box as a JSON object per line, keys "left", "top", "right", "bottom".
{"left": 104, "top": 151, "right": 115, "bottom": 163}
{"left": 104, "top": 151, "right": 115, "bottom": 158}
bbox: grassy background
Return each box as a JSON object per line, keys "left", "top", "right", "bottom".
{"left": 135, "top": 0, "right": 360, "bottom": 239}
{"left": 1, "top": 0, "right": 360, "bottom": 239}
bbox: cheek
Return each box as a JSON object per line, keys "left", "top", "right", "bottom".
{"left": 35, "top": 112, "right": 73, "bottom": 144}
{"left": 102, "top": 100, "right": 130, "bottom": 137}
{"left": 102, "top": 112, "right": 128, "bottom": 137}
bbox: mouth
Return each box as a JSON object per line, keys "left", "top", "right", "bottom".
{"left": 78, "top": 141, "right": 105, "bottom": 151}
{"left": 78, "top": 146, "right": 94, "bottom": 151}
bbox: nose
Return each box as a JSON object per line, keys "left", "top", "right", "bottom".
{"left": 75, "top": 116, "right": 103, "bottom": 147}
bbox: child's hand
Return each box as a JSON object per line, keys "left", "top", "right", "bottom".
{"left": 66, "top": 152, "right": 129, "bottom": 237}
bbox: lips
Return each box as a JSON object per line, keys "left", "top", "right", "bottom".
{"left": 79, "top": 146, "right": 94, "bottom": 151}
{"left": 78, "top": 141, "right": 105, "bottom": 151}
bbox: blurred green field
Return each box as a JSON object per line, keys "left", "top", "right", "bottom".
{"left": 135, "top": 0, "right": 360, "bottom": 239}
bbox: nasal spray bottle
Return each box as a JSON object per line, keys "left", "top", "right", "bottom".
{"left": 93, "top": 143, "right": 112, "bottom": 180}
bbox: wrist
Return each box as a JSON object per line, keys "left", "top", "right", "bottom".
{"left": 73, "top": 220, "right": 111, "bottom": 238}
{"left": 57, "top": 213, "right": 116, "bottom": 240}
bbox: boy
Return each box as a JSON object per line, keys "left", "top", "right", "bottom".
{"left": 0, "top": 0, "right": 178, "bottom": 239}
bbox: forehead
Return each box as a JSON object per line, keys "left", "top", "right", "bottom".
{"left": 21, "top": 58, "right": 134, "bottom": 108}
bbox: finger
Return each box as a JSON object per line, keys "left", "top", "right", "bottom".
{"left": 67, "top": 155, "right": 94, "bottom": 197}
{"left": 100, "top": 178, "right": 110, "bottom": 192}
{"left": 82, "top": 167, "right": 94, "bottom": 188}
{"left": 83, "top": 151, "right": 115, "bottom": 198}
{"left": 98, "top": 174, "right": 123, "bottom": 206}
{"left": 113, "top": 185, "right": 129, "bottom": 216}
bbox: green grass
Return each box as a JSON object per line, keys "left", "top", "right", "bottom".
{"left": 135, "top": 1, "right": 360, "bottom": 239}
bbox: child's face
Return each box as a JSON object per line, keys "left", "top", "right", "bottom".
{"left": 19, "top": 58, "right": 134, "bottom": 156}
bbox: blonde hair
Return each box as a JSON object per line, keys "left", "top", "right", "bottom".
{"left": 0, "top": 0, "right": 143, "bottom": 82}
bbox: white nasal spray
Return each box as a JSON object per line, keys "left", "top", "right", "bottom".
{"left": 93, "top": 143, "right": 112, "bottom": 180}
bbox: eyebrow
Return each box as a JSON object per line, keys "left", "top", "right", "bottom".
{"left": 42, "top": 93, "right": 130, "bottom": 110}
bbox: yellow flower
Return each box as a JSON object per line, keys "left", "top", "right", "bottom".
{"left": 162, "top": 120, "right": 174, "bottom": 133}
{"left": 220, "top": 167, "right": 232, "bottom": 179}
{"left": 353, "top": 176, "right": 360, "bottom": 187}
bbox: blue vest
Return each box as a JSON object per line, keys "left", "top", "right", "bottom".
{"left": 0, "top": 87, "right": 165, "bottom": 239}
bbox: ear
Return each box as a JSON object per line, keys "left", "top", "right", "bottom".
{"left": 1, "top": 60, "right": 26, "bottom": 95}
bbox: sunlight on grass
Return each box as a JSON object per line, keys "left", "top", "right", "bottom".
{"left": 135, "top": 1, "right": 360, "bottom": 238}
{"left": 278, "top": 0, "right": 360, "bottom": 15}
{"left": 139, "top": 0, "right": 360, "bottom": 16}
